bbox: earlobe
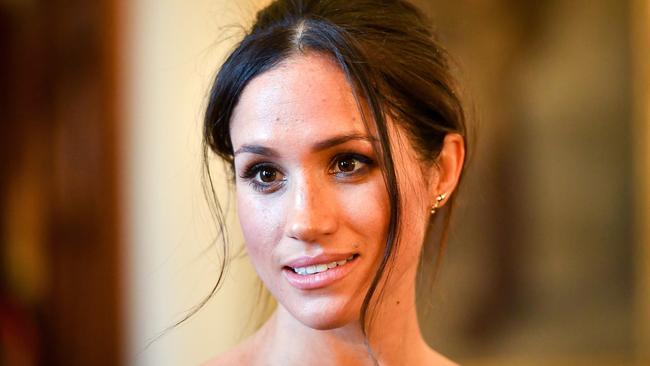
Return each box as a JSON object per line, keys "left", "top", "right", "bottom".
{"left": 431, "top": 133, "right": 465, "bottom": 209}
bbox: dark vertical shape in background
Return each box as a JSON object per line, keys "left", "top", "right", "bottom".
{"left": 414, "top": 0, "right": 636, "bottom": 362}
{"left": 0, "top": 0, "right": 123, "bottom": 365}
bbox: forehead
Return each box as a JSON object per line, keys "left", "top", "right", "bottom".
{"left": 230, "top": 53, "right": 367, "bottom": 148}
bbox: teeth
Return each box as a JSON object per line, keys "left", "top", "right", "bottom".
{"left": 292, "top": 255, "right": 355, "bottom": 276}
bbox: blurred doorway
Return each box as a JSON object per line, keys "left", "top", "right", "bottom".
{"left": 0, "top": 1, "right": 123, "bottom": 365}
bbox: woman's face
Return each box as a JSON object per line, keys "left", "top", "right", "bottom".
{"left": 230, "top": 53, "right": 437, "bottom": 330}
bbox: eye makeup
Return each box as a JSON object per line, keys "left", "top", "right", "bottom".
{"left": 328, "top": 152, "right": 375, "bottom": 180}
{"left": 236, "top": 149, "right": 376, "bottom": 193}
{"left": 239, "top": 162, "right": 286, "bottom": 193}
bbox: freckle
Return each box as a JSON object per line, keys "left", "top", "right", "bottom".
{"left": 275, "top": 117, "right": 280, "bottom": 121}
{"left": 396, "top": 301, "right": 400, "bottom": 305}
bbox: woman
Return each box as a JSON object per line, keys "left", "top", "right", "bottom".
{"left": 202, "top": 0, "right": 467, "bottom": 364}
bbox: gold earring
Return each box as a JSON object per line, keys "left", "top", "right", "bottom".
{"left": 430, "top": 192, "right": 448, "bottom": 215}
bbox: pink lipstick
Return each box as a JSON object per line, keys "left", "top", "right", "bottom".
{"left": 282, "top": 253, "right": 359, "bottom": 290}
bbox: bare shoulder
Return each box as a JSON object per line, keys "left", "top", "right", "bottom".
{"left": 202, "top": 337, "right": 257, "bottom": 366}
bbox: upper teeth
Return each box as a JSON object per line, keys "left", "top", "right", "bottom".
{"left": 292, "top": 255, "right": 355, "bottom": 275}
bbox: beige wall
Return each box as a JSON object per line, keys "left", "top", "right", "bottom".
{"left": 121, "top": 1, "right": 268, "bottom": 365}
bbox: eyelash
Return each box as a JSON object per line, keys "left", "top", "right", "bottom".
{"left": 329, "top": 153, "right": 374, "bottom": 177}
{"left": 238, "top": 153, "right": 375, "bottom": 193}
{"left": 239, "top": 163, "right": 284, "bottom": 193}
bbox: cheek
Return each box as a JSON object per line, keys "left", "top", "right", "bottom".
{"left": 395, "top": 176, "right": 431, "bottom": 272}
{"left": 338, "top": 180, "right": 390, "bottom": 251}
{"left": 236, "top": 191, "right": 282, "bottom": 273}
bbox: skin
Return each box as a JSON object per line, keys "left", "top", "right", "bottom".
{"left": 206, "top": 53, "right": 465, "bottom": 365}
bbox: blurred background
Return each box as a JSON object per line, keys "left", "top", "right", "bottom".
{"left": 0, "top": 0, "right": 648, "bottom": 365}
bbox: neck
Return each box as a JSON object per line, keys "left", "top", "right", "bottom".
{"left": 252, "top": 279, "right": 430, "bottom": 365}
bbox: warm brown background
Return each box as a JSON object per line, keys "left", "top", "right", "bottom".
{"left": 413, "top": 0, "right": 646, "bottom": 364}
{"left": 0, "top": 0, "right": 648, "bottom": 365}
{"left": 0, "top": 1, "right": 122, "bottom": 365}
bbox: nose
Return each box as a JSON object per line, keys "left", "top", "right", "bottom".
{"left": 285, "top": 174, "right": 338, "bottom": 243}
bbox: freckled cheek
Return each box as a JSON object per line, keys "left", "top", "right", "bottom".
{"left": 337, "top": 182, "right": 389, "bottom": 248}
{"left": 236, "top": 192, "right": 283, "bottom": 274}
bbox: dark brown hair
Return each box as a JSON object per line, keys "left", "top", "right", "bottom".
{"left": 201, "top": 0, "right": 467, "bottom": 337}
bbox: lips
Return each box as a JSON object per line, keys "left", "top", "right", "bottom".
{"left": 282, "top": 253, "right": 360, "bottom": 290}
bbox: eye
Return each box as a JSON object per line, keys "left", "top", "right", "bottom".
{"left": 258, "top": 167, "right": 278, "bottom": 183}
{"left": 330, "top": 154, "right": 374, "bottom": 176}
{"left": 336, "top": 157, "right": 358, "bottom": 173}
{"left": 239, "top": 163, "right": 285, "bottom": 193}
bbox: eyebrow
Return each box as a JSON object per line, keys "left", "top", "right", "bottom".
{"left": 233, "top": 133, "right": 374, "bottom": 157}
{"left": 233, "top": 145, "right": 279, "bottom": 157}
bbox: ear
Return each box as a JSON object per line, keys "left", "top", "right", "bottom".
{"left": 429, "top": 133, "right": 465, "bottom": 208}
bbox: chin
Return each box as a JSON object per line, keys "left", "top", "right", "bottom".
{"left": 286, "top": 297, "right": 360, "bottom": 330}
{"left": 296, "top": 313, "right": 357, "bottom": 331}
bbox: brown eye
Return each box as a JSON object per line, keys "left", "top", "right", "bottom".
{"left": 337, "top": 158, "right": 356, "bottom": 172}
{"left": 331, "top": 154, "right": 374, "bottom": 176}
{"left": 259, "top": 168, "right": 277, "bottom": 182}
